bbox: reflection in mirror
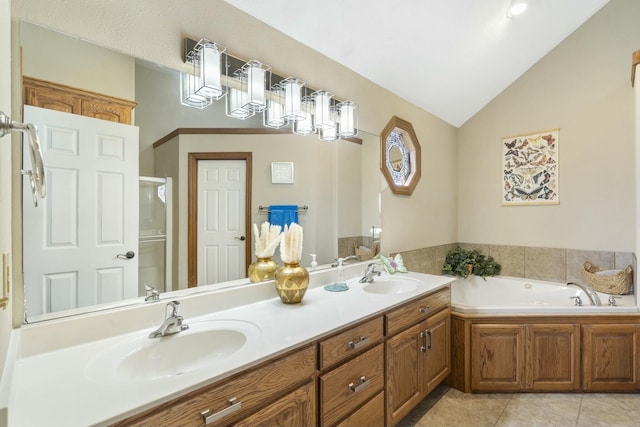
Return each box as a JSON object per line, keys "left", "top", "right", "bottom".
{"left": 17, "top": 21, "right": 381, "bottom": 322}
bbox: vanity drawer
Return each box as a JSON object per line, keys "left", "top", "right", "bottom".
{"left": 318, "top": 316, "right": 384, "bottom": 370}
{"left": 319, "top": 344, "right": 384, "bottom": 427}
{"left": 385, "top": 286, "right": 450, "bottom": 336}
{"left": 117, "top": 345, "right": 315, "bottom": 427}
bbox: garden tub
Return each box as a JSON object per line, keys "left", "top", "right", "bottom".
{"left": 451, "top": 275, "right": 638, "bottom": 315}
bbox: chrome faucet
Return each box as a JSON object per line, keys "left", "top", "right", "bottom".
{"left": 567, "top": 282, "right": 602, "bottom": 306}
{"left": 359, "top": 262, "right": 382, "bottom": 283}
{"left": 148, "top": 301, "right": 189, "bottom": 338}
{"left": 144, "top": 284, "right": 160, "bottom": 302}
{"left": 331, "top": 255, "right": 358, "bottom": 267}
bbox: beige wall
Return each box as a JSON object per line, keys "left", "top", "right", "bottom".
{"left": 20, "top": 22, "right": 135, "bottom": 100}
{"left": 0, "top": 0, "right": 12, "bottom": 421}
{"left": 458, "top": 0, "right": 639, "bottom": 252}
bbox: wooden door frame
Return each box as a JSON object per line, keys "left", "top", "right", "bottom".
{"left": 187, "top": 152, "right": 252, "bottom": 287}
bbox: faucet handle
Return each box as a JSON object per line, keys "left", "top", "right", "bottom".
{"left": 569, "top": 296, "right": 583, "bottom": 306}
{"left": 145, "top": 284, "right": 160, "bottom": 302}
{"left": 165, "top": 300, "right": 181, "bottom": 318}
{"left": 608, "top": 295, "right": 621, "bottom": 306}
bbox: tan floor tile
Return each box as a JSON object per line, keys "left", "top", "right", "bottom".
{"left": 578, "top": 394, "right": 640, "bottom": 427}
{"left": 414, "top": 389, "right": 510, "bottom": 427}
{"left": 495, "top": 395, "right": 581, "bottom": 427}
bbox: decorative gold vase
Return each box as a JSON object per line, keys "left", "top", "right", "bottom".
{"left": 248, "top": 257, "right": 278, "bottom": 283}
{"left": 274, "top": 262, "right": 309, "bottom": 304}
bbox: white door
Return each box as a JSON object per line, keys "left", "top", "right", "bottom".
{"left": 197, "top": 160, "right": 246, "bottom": 285}
{"left": 23, "top": 106, "right": 139, "bottom": 317}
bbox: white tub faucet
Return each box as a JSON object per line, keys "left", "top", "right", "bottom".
{"left": 567, "top": 282, "right": 602, "bottom": 306}
{"left": 149, "top": 301, "right": 189, "bottom": 338}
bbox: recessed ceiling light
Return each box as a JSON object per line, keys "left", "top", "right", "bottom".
{"left": 507, "top": 0, "right": 528, "bottom": 18}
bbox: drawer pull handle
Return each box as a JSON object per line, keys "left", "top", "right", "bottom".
{"left": 348, "top": 336, "right": 370, "bottom": 350}
{"left": 349, "top": 376, "right": 370, "bottom": 393}
{"left": 201, "top": 397, "right": 242, "bottom": 425}
{"left": 426, "top": 330, "right": 433, "bottom": 350}
{"left": 418, "top": 305, "right": 431, "bottom": 314}
{"left": 420, "top": 331, "right": 427, "bottom": 352}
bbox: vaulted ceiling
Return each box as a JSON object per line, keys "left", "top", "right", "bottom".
{"left": 225, "top": 0, "right": 609, "bottom": 127}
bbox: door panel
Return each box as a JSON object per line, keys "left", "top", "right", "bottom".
{"left": 197, "top": 160, "right": 246, "bottom": 285}
{"left": 23, "top": 106, "right": 139, "bottom": 317}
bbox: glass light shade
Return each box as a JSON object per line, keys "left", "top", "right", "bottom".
{"left": 180, "top": 72, "right": 211, "bottom": 109}
{"left": 313, "top": 90, "right": 334, "bottom": 130}
{"left": 293, "top": 97, "right": 315, "bottom": 135}
{"left": 195, "top": 41, "right": 226, "bottom": 100}
{"left": 338, "top": 101, "right": 358, "bottom": 137}
{"left": 319, "top": 106, "right": 339, "bottom": 141}
{"left": 281, "top": 77, "right": 306, "bottom": 122}
{"left": 264, "top": 97, "right": 287, "bottom": 129}
{"left": 226, "top": 87, "right": 254, "bottom": 119}
{"left": 242, "top": 60, "right": 270, "bottom": 112}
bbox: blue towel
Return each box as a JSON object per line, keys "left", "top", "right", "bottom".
{"left": 268, "top": 205, "right": 299, "bottom": 229}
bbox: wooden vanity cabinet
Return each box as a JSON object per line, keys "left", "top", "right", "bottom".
{"left": 112, "top": 345, "right": 316, "bottom": 427}
{"left": 385, "top": 287, "right": 451, "bottom": 427}
{"left": 583, "top": 324, "right": 640, "bottom": 391}
{"left": 318, "top": 317, "right": 385, "bottom": 427}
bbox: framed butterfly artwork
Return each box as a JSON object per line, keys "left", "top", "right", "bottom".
{"left": 501, "top": 128, "right": 559, "bottom": 206}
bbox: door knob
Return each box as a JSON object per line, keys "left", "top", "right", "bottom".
{"left": 235, "top": 236, "right": 246, "bottom": 241}
{"left": 116, "top": 251, "right": 135, "bottom": 259}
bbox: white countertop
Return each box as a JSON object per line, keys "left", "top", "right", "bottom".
{"left": 7, "top": 269, "right": 454, "bottom": 426}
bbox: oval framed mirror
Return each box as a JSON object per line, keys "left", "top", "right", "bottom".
{"left": 380, "top": 116, "right": 421, "bottom": 195}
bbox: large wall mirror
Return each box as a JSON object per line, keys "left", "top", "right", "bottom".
{"left": 15, "top": 21, "right": 381, "bottom": 323}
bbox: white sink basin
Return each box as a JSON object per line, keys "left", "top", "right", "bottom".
{"left": 86, "top": 319, "right": 260, "bottom": 383}
{"left": 362, "top": 276, "right": 421, "bottom": 295}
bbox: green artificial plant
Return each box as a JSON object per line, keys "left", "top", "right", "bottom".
{"left": 442, "top": 247, "right": 501, "bottom": 279}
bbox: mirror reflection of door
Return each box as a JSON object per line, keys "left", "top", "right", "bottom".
{"left": 196, "top": 159, "right": 247, "bottom": 285}
{"left": 22, "top": 106, "right": 139, "bottom": 317}
{"left": 389, "top": 145, "right": 403, "bottom": 172}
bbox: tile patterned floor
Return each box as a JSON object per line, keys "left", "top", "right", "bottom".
{"left": 399, "top": 385, "right": 640, "bottom": 427}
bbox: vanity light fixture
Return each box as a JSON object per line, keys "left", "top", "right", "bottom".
{"left": 281, "top": 77, "right": 307, "bottom": 122}
{"left": 338, "top": 101, "right": 358, "bottom": 137}
{"left": 319, "top": 106, "right": 340, "bottom": 141}
{"left": 195, "top": 40, "right": 226, "bottom": 100}
{"left": 180, "top": 72, "right": 211, "bottom": 109}
{"left": 264, "top": 83, "right": 288, "bottom": 128}
{"left": 312, "top": 90, "right": 333, "bottom": 130}
{"left": 293, "top": 96, "right": 315, "bottom": 136}
{"left": 182, "top": 37, "right": 359, "bottom": 141}
{"left": 240, "top": 60, "right": 270, "bottom": 112}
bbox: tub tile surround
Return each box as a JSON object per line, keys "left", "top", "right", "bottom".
{"left": 399, "top": 242, "right": 636, "bottom": 294}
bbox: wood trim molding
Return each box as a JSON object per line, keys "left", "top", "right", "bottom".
{"left": 187, "top": 152, "right": 253, "bottom": 287}
{"left": 632, "top": 49, "right": 640, "bottom": 87}
{"left": 153, "top": 127, "right": 363, "bottom": 149}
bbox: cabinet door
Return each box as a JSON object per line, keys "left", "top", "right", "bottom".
{"left": 422, "top": 308, "right": 451, "bottom": 394}
{"left": 386, "top": 323, "right": 423, "bottom": 427}
{"left": 527, "top": 324, "right": 580, "bottom": 391}
{"left": 232, "top": 381, "right": 316, "bottom": 427}
{"left": 471, "top": 324, "right": 526, "bottom": 391}
{"left": 583, "top": 324, "right": 640, "bottom": 392}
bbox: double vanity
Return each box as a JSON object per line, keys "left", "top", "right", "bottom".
{"left": 6, "top": 263, "right": 454, "bottom": 426}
